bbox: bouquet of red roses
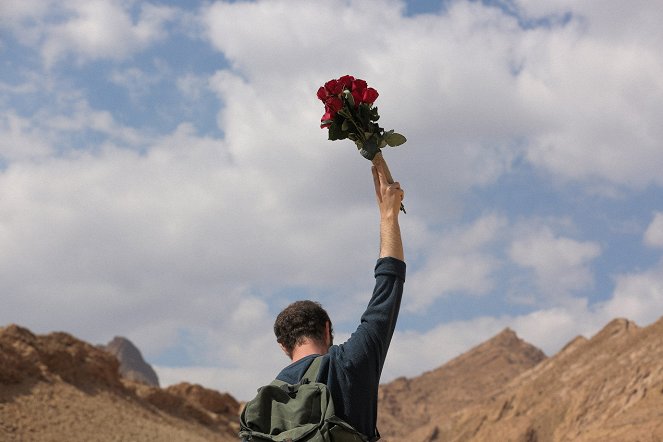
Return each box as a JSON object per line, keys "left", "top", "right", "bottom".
{"left": 317, "top": 75, "right": 406, "bottom": 212}
{"left": 317, "top": 75, "right": 406, "bottom": 161}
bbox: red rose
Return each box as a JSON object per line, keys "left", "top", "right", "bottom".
{"left": 317, "top": 86, "right": 328, "bottom": 101}
{"left": 324, "top": 79, "right": 343, "bottom": 96}
{"left": 362, "top": 87, "right": 379, "bottom": 104}
{"left": 320, "top": 111, "right": 333, "bottom": 128}
{"left": 337, "top": 75, "right": 355, "bottom": 90}
{"left": 325, "top": 96, "right": 343, "bottom": 114}
{"left": 351, "top": 79, "right": 367, "bottom": 93}
{"left": 350, "top": 79, "right": 368, "bottom": 105}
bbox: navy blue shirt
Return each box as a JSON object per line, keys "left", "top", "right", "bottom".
{"left": 275, "top": 257, "right": 406, "bottom": 439}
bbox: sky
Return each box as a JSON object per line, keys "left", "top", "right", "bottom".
{"left": 1, "top": 0, "right": 662, "bottom": 401}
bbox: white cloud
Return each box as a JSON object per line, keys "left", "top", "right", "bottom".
{"left": 1, "top": 94, "right": 147, "bottom": 161}
{"left": 406, "top": 214, "right": 507, "bottom": 311}
{"left": 599, "top": 260, "right": 663, "bottom": 325}
{"left": 514, "top": 0, "right": 663, "bottom": 49}
{"left": 0, "top": 0, "right": 54, "bottom": 46}
{"left": 38, "top": 0, "right": 176, "bottom": 66}
{"left": 509, "top": 299, "right": 605, "bottom": 352}
{"left": 156, "top": 361, "right": 282, "bottom": 401}
{"left": 153, "top": 293, "right": 287, "bottom": 399}
{"left": 644, "top": 212, "right": 663, "bottom": 248}
{"left": 177, "top": 73, "right": 208, "bottom": 102}
{"left": 509, "top": 224, "right": 601, "bottom": 299}
{"left": 384, "top": 315, "right": 508, "bottom": 380}
{"left": 202, "top": 0, "right": 531, "bottom": 219}
{"left": 406, "top": 215, "right": 603, "bottom": 312}
{"left": 510, "top": 3, "right": 663, "bottom": 189}
{"left": 203, "top": 0, "right": 405, "bottom": 79}
{"left": 109, "top": 67, "right": 161, "bottom": 102}
{"left": 0, "top": 112, "right": 53, "bottom": 162}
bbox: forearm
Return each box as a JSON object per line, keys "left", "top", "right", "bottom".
{"left": 371, "top": 153, "right": 405, "bottom": 262}
{"left": 379, "top": 215, "right": 404, "bottom": 261}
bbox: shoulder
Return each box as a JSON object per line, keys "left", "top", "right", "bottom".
{"left": 275, "top": 354, "right": 322, "bottom": 384}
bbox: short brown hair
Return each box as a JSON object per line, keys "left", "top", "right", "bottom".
{"left": 274, "top": 300, "right": 333, "bottom": 356}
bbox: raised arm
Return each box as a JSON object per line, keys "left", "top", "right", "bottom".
{"left": 371, "top": 153, "right": 404, "bottom": 261}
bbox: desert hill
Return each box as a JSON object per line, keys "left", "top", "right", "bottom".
{"left": 2, "top": 316, "right": 663, "bottom": 441}
{"left": 378, "top": 327, "right": 546, "bottom": 441}
{"left": 0, "top": 324, "right": 240, "bottom": 442}
{"left": 378, "top": 316, "right": 663, "bottom": 441}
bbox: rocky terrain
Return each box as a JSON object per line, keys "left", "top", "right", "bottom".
{"left": 378, "top": 317, "right": 663, "bottom": 441}
{"left": 2, "top": 315, "right": 663, "bottom": 441}
{"left": 377, "top": 328, "right": 547, "bottom": 441}
{"left": 0, "top": 325, "right": 240, "bottom": 442}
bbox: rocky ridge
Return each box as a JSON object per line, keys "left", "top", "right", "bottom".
{"left": 378, "top": 317, "right": 663, "bottom": 441}
{"left": 378, "top": 327, "right": 547, "bottom": 441}
{"left": 0, "top": 324, "right": 240, "bottom": 442}
{"left": 3, "top": 315, "right": 663, "bottom": 441}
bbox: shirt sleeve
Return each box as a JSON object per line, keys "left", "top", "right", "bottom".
{"left": 323, "top": 256, "right": 406, "bottom": 438}
{"left": 353, "top": 257, "right": 406, "bottom": 370}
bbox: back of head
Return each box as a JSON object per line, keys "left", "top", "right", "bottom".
{"left": 274, "top": 300, "right": 334, "bottom": 356}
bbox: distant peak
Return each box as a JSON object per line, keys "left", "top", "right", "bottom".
{"left": 107, "top": 336, "right": 134, "bottom": 348}
{"left": 453, "top": 327, "right": 546, "bottom": 366}
{"left": 497, "top": 327, "right": 517, "bottom": 338}
{"left": 102, "top": 336, "right": 159, "bottom": 387}
{"left": 592, "top": 318, "right": 639, "bottom": 342}
{"left": 1, "top": 323, "right": 37, "bottom": 339}
{"left": 489, "top": 327, "right": 520, "bottom": 345}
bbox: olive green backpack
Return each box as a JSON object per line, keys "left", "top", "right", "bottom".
{"left": 239, "top": 356, "right": 372, "bottom": 441}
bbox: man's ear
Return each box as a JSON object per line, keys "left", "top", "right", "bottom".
{"left": 325, "top": 321, "right": 332, "bottom": 347}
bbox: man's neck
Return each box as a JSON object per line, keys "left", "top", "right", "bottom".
{"left": 290, "top": 340, "right": 328, "bottom": 363}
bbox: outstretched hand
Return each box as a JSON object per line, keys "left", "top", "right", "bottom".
{"left": 372, "top": 157, "right": 405, "bottom": 220}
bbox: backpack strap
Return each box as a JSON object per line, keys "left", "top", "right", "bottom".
{"left": 277, "top": 355, "right": 324, "bottom": 396}
{"left": 301, "top": 355, "right": 323, "bottom": 383}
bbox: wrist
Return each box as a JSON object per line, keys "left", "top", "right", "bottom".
{"left": 380, "top": 212, "right": 400, "bottom": 224}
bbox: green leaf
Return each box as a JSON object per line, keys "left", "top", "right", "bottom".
{"left": 328, "top": 122, "right": 347, "bottom": 141}
{"left": 370, "top": 107, "right": 380, "bottom": 121}
{"left": 384, "top": 132, "right": 407, "bottom": 147}
{"left": 341, "top": 120, "right": 349, "bottom": 131}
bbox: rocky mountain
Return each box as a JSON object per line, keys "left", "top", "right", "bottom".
{"left": 3, "top": 315, "right": 663, "bottom": 441}
{"left": 378, "top": 317, "right": 663, "bottom": 441}
{"left": 102, "top": 336, "right": 160, "bottom": 387}
{"left": 0, "top": 324, "right": 240, "bottom": 442}
{"left": 378, "top": 327, "right": 547, "bottom": 441}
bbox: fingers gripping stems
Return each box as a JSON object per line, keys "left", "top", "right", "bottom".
{"left": 372, "top": 152, "right": 406, "bottom": 214}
